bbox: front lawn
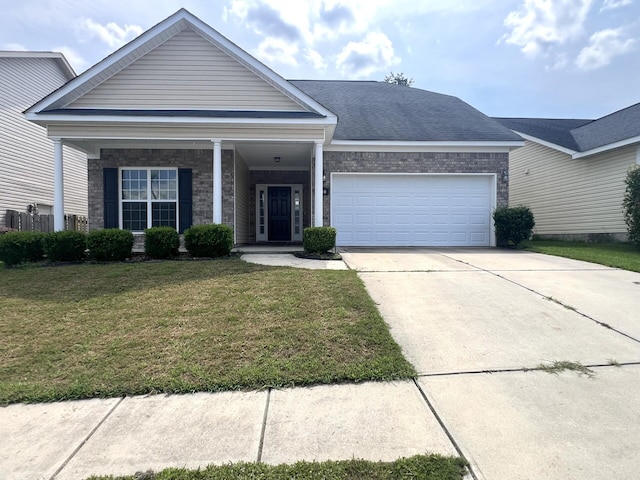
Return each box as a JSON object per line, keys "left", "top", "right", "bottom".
{"left": 0, "top": 259, "right": 415, "bottom": 404}
{"left": 522, "top": 240, "right": 640, "bottom": 272}
{"left": 88, "top": 455, "right": 468, "bottom": 480}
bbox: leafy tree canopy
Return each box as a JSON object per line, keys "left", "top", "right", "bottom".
{"left": 383, "top": 72, "right": 414, "bottom": 86}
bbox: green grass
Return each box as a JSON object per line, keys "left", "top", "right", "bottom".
{"left": 522, "top": 240, "right": 640, "bottom": 272}
{"left": 535, "top": 361, "right": 595, "bottom": 378}
{"left": 0, "top": 259, "right": 416, "bottom": 404}
{"left": 87, "top": 455, "right": 468, "bottom": 480}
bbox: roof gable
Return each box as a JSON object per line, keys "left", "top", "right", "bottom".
{"left": 571, "top": 102, "right": 640, "bottom": 152}
{"left": 66, "top": 28, "right": 306, "bottom": 111}
{"left": 27, "top": 9, "right": 334, "bottom": 119}
{"left": 493, "top": 117, "right": 592, "bottom": 151}
{"left": 293, "top": 80, "right": 523, "bottom": 142}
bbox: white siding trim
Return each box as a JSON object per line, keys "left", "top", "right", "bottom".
{"left": 572, "top": 135, "right": 640, "bottom": 159}
{"left": 326, "top": 140, "right": 523, "bottom": 153}
{"left": 511, "top": 132, "right": 577, "bottom": 155}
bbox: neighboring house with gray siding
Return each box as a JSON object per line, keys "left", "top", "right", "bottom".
{"left": 496, "top": 111, "right": 640, "bottom": 241}
{"left": 26, "top": 9, "right": 522, "bottom": 247}
{"left": 0, "top": 51, "right": 87, "bottom": 227}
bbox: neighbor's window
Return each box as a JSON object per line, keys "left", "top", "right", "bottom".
{"left": 121, "top": 168, "right": 178, "bottom": 231}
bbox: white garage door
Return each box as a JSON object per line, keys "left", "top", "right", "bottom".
{"left": 331, "top": 174, "right": 494, "bottom": 247}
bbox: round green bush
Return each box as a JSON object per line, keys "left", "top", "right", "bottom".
{"left": 0, "top": 231, "right": 47, "bottom": 267}
{"left": 44, "top": 230, "right": 87, "bottom": 262}
{"left": 87, "top": 229, "right": 134, "bottom": 261}
{"left": 493, "top": 206, "right": 535, "bottom": 247}
{"left": 303, "top": 227, "right": 337, "bottom": 253}
{"left": 184, "top": 223, "right": 234, "bottom": 257}
{"left": 144, "top": 226, "right": 179, "bottom": 259}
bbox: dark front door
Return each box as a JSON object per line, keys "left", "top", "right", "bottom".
{"left": 268, "top": 186, "right": 291, "bottom": 241}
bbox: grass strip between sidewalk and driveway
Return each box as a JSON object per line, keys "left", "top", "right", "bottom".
{"left": 522, "top": 240, "right": 640, "bottom": 272}
{"left": 87, "top": 455, "right": 468, "bottom": 480}
{"left": 0, "top": 259, "right": 415, "bottom": 404}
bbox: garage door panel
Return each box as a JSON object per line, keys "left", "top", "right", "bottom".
{"left": 332, "top": 174, "right": 494, "bottom": 247}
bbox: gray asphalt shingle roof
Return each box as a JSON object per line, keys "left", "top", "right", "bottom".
{"left": 495, "top": 102, "right": 640, "bottom": 153}
{"left": 291, "top": 80, "right": 523, "bottom": 142}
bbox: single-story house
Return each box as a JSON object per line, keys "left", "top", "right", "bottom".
{"left": 26, "top": 8, "right": 522, "bottom": 247}
{"left": 0, "top": 51, "right": 87, "bottom": 227}
{"left": 496, "top": 108, "right": 640, "bottom": 242}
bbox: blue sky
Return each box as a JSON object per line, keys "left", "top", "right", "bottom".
{"left": 1, "top": 0, "right": 638, "bottom": 119}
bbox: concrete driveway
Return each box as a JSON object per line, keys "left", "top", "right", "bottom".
{"left": 341, "top": 248, "right": 640, "bottom": 480}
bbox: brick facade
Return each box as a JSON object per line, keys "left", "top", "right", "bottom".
{"left": 87, "top": 148, "right": 508, "bottom": 243}
{"left": 322, "top": 151, "right": 509, "bottom": 225}
{"left": 88, "top": 148, "right": 233, "bottom": 231}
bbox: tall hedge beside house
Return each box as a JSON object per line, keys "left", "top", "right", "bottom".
{"left": 623, "top": 166, "right": 640, "bottom": 247}
{"left": 493, "top": 206, "right": 535, "bottom": 247}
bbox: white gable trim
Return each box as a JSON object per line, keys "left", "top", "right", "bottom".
{"left": 25, "top": 112, "right": 336, "bottom": 126}
{"left": 325, "top": 140, "right": 524, "bottom": 153}
{"left": 25, "top": 9, "right": 336, "bottom": 123}
{"left": 572, "top": 135, "right": 640, "bottom": 159}
{"left": 512, "top": 131, "right": 577, "bottom": 155}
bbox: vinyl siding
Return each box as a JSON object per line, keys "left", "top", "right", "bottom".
{"left": 0, "top": 57, "right": 87, "bottom": 227}
{"left": 48, "top": 124, "right": 325, "bottom": 141}
{"left": 509, "top": 141, "right": 635, "bottom": 235}
{"left": 234, "top": 152, "right": 250, "bottom": 244}
{"left": 68, "top": 28, "right": 307, "bottom": 112}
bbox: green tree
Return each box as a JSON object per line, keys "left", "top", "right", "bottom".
{"left": 623, "top": 166, "right": 640, "bottom": 246}
{"left": 383, "top": 72, "right": 414, "bottom": 86}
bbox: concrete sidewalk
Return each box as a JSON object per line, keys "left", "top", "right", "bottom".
{"left": 0, "top": 381, "right": 459, "bottom": 480}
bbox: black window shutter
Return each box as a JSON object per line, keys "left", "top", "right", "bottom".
{"left": 178, "top": 168, "right": 193, "bottom": 233}
{"left": 103, "top": 168, "right": 118, "bottom": 228}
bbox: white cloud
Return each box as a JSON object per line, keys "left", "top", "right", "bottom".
{"left": 76, "top": 18, "right": 143, "bottom": 49}
{"left": 575, "top": 28, "right": 636, "bottom": 69}
{"left": 600, "top": 0, "right": 632, "bottom": 11}
{"left": 2, "top": 43, "right": 28, "bottom": 51}
{"left": 256, "top": 37, "right": 300, "bottom": 67}
{"left": 304, "top": 48, "right": 328, "bottom": 72}
{"left": 502, "top": 0, "right": 594, "bottom": 56}
{"left": 336, "top": 31, "right": 399, "bottom": 79}
{"left": 54, "top": 46, "right": 89, "bottom": 72}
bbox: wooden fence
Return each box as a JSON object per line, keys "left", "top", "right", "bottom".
{"left": 5, "top": 210, "right": 88, "bottom": 233}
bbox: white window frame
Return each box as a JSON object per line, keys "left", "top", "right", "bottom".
{"left": 255, "top": 184, "right": 303, "bottom": 242}
{"left": 119, "top": 167, "right": 180, "bottom": 232}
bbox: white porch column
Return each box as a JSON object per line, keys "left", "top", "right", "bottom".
{"left": 212, "top": 139, "right": 222, "bottom": 224}
{"left": 314, "top": 141, "right": 324, "bottom": 227}
{"left": 53, "top": 138, "right": 65, "bottom": 231}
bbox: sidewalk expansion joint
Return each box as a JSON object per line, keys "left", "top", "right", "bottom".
{"left": 50, "top": 396, "right": 125, "bottom": 480}
{"left": 417, "top": 362, "right": 640, "bottom": 378}
{"left": 256, "top": 388, "right": 271, "bottom": 463}
{"left": 439, "top": 254, "right": 640, "bottom": 345}
{"left": 412, "top": 379, "right": 479, "bottom": 480}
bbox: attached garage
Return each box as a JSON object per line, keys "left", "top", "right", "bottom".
{"left": 331, "top": 173, "right": 496, "bottom": 247}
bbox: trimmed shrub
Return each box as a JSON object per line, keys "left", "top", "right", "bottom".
{"left": 144, "top": 226, "right": 179, "bottom": 259}
{"left": 493, "top": 206, "right": 535, "bottom": 247}
{"left": 303, "top": 226, "right": 337, "bottom": 253}
{"left": 0, "top": 231, "right": 46, "bottom": 267}
{"left": 44, "top": 230, "right": 87, "bottom": 262}
{"left": 184, "top": 223, "right": 234, "bottom": 258}
{"left": 87, "top": 229, "right": 134, "bottom": 261}
{"left": 623, "top": 166, "right": 640, "bottom": 247}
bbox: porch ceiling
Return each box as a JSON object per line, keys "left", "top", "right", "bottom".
{"left": 236, "top": 142, "right": 313, "bottom": 170}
